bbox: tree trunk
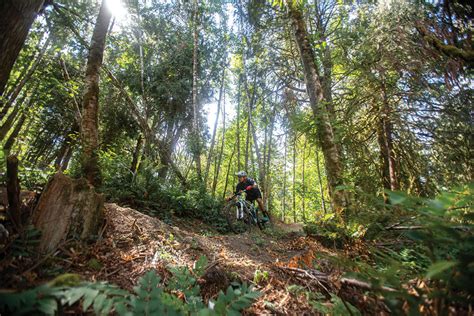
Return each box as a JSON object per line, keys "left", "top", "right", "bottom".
{"left": 81, "top": 0, "right": 111, "bottom": 187}
{"left": 33, "top": 173, "right": 104, "bottom": 253}
{"left": 282, "top": 135, "right": 287, "bottom": 222}
{"left": 0, "top": 33, "right": 50, "bottom": 121}
{"left": 191, "top": 0, "right": 202, "bottom": 180}
{"left": 292, "top": 134, "right": 297, "bottom": 223}
{"left": 302, "top": 138, "right": 307, "bottom": 222}
{"left": 212, "top": 96, "right": 226, "bottom": 197}
{"left": 130, "top": 134, "right": 143, "bottom": 174}
{"left": 205, "top": 67, "right": 225, "bottom": 185}
{"left": 222, "top": 142, "right": 237, "bottom": 199}
{"left": 61, "top": 146, "right": 73, "bottom": 171}
{"left": 54, "top": 125, "right": 78, "bottom": 170}
{"left": 264, "top": 107, "right": 276, "bottom": 212}
{"left": 316, "top": 149, "right": 327, "bottom": 214}
{"left": 6, "top": 155, "right": 21, "bottom": 231}
{"left": 287, "top": 2, "right": 347, "bottom": 214}
{"left": 381, "top": 81, "right": 399, "bottom": 191}
{"left": 236, "top": 75, "right": 242, "bottom": 171}
{"left": 0, "top": 0, "right": 46, "bottom": 97}
{"left": 0, "top": 94, "right": 26, "bottom": 141}
{"left": 3, "top": 111, "right": 27, "bottom": 152}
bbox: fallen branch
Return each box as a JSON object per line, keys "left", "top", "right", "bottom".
{"left": 277, "top": 266, "right": 397, "bottom": 293}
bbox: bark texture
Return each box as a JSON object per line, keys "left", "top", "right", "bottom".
{"left": 379, "top": 83, "right": 399, "bottom": 191}
{"left": 0, "top": 0, "right": 45, "bottom": 96}
{"left": 33, "top": 173, "right": 105, "bottom": 253}
{"left": 191, "top": 0, "right": 202, "bottom": 180}
{"left": 287, "top": 3, "right": 347, "bottom": 213}
{"left": 0, "top": 33, "right": 50, "bottom": 121}
{"left": 4, "top": 111, "right": 27, "bottom": 151}
{"left": 6, "top": 156, "right": 21, "bottom": 231}
{"left": 81, "top": 0, "right": 112, "bottom": 187}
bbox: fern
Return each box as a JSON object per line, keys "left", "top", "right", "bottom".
{"left": 0, "top": 256, "right": 260, "bottom": 315}
{"left": 203, "top": 283, "right": 261, "bottom": 316}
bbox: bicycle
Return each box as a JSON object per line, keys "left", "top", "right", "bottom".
{"left": 223, "top": 191, "right": 271, "bottom": 233}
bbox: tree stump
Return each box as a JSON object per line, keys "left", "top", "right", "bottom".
{"left": 33, "top": 172, "right": 104, "bottom": 253}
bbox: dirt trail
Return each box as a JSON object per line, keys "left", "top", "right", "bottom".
{"left": 0, "top": 203, "right": 341, "bottom": 314}
{"left": 93, "top": 203, "right": 336, "bottom": 314}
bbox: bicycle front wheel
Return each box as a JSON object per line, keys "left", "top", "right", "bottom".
{"left": 223, "top": 202, "right": 251, "bottom": 234}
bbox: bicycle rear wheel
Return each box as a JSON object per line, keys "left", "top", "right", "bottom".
{"left": 223, "top": 202, "right": 251, "bottom": 233}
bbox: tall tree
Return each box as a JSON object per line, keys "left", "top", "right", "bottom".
{"left": 286, "top": 1, "right": 347, "bottom": 214}
{"left": 0, "top": 0, "right": 48, "bottom": 96}
{"left": 191, "top": 0, "right": 203, "bottom": 180}
{"left": 81, "top": 0, "right": 112, "bottom": 186}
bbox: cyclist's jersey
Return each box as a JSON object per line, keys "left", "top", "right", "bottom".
{"left": 235, "top": 178, "right": 262, "bottom": 201}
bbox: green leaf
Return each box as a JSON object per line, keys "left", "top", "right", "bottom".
{"left": 387, "top": 191, "right": 408, "bottom": 205}
{"left": 82, "top": 288, "right": 99, "bottom": 311}
{"left": 426, "top": 261, "right": 458, "bottom": 279}
{"left": 37, "top": 298, "right": 58, "bottom": 315}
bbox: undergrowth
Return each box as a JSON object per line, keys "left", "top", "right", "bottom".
{"left": 101, "top": 159, "right": 229, "bottom": 232}
{"left": 303, "top": 183, "right": 473, "bottom": 313}
{"left": 0, "top": 256, "right": 260, "bottom": 315}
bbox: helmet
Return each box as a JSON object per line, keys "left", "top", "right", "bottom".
{"left": 235, "top": 171, "right": 247, "bottom": 177}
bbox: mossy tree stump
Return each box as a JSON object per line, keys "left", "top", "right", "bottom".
{"left": 33, "top": 172, "right": 104, "bottom": 253}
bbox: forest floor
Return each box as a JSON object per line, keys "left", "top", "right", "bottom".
{"left": 1, "top": 203, "right": 383, "bottom": 315}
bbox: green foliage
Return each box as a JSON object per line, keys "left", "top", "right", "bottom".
{"left": 7, "top": 225, "right": 42, "bottom": 257}
{"left": 310, "top": 293, "right": 361, "bottom": 316}
{"left": 253, "top": 269, "right": 269, "bottom": 284}
{"left": 102, "top": 158, "right": 229, "bottom": 231}
{"left": 205, "top": 283, "right": 261, "bottom": 316}
{"left": 0, "top": 257, "right": 260, "bottom": 315}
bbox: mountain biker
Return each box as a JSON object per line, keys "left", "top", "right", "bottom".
{"left": 227, "top": 171, "right": 269, "bottom": 222}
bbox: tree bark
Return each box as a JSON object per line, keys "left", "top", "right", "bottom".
{"left": 0, "top": 94, "right": 27, "bottom": 141}
{"left": 264, "top": 107, "right": 276, "bottom": 212}
{"left": 3, "top": 111, "right": 27, "bottom": 152}
{"left": 316, "top": 150, "right": 327, "bottom": 214}
{"left": 236, "top": 75, "right": 242, "bottom": 171}
{"left": 222, "top": 142, "right": 237, "bottom": 199}
{"left": 282, "top": 135, "right": 287, "bottom": 222}
{"left": 130, "top": 134, "right": 143, "bottom": 174}
{"left": 287, "top": 2, "right": 347, "bottom": 214}
{"left": 302, "top": 138, "right": 307, "bottom": 222}
{"left": 33, "top": 173, "right": 105, "bottom": 253}
{"left": 81, "top": 0, "right": 112, "bottom": 187}
{"left": 6, "top": 155, "right": 21, "bottom": 231}
{"left": 381, "top": 81, "right": 399, "bottom": 191}
{"left": 0, "top": 0, "right": 46, "bottom": 97}
{"left": 212, "top": 96, "right": 226, "bottom": 197}
{"left": 0, "top": 33, "right": 50, "bottom": 121}
{"left": 292, "top": 134, "right": 297, "bottom": 223}
{"left": 54, "top": 125, "right": 78, "bottom": 171}
{"left": 191, "top": 0, "right": 202, "bottom": 180}
{"left": 205, "top": 68, "right": 225, "bottom": 185}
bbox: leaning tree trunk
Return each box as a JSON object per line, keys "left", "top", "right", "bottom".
{"left": 3, "top": 111, "right": 27, "bottom": 152}
{"left": 287, "top": 2, "right": 347, "bottom": 214}
{"left": 33, "top": 173, "right": 104, "bottom": 253}
{"left": 81, "top": 0, "right": 112, "bottom": 187}
{"left": 0, "top": 33, "right": 50, "bottom": 121}
{"left": 0, "top": 0, "right": 46, "bottom": 97}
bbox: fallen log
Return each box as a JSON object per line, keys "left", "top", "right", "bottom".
{"left": 33, "top": 172, "right": 104, "bottom": 253}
